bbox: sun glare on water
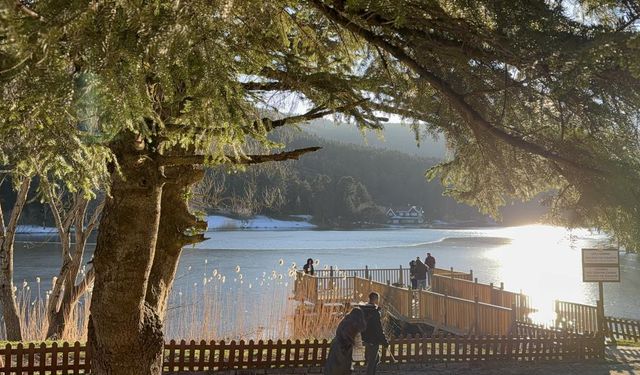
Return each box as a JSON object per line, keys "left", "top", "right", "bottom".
{"left": 481, "top": 224, "right": 607, "bottom": 323}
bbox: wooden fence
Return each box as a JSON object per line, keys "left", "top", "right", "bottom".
{"left": 606, "top": 317, "right": 640, "bottom": 342}
{"left": 554, "top": 300, "right": 599, "bottom": 333}
{"left": 0, "top": 334, "right": 604, "bottom": 374}
{"left": 0, "top": 342, "right": 90, "bottom": 374}
{"left": 430, "top": 274, "right": 531, "bottom": 321}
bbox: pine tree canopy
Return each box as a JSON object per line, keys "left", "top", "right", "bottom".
{"left": 2, "top": 0, "right": 640, "bottom": 248}
{"left": 311, "top": 0, "right": 640, "bottom": 248}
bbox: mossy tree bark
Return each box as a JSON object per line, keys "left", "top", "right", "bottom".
{"left": 88, "top": 134, "right": 166, "bottom": 375}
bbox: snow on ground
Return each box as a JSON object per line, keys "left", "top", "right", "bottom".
{"left": 206, "top": 215, "right": 316, "bottom": 230}
{"left": 16, "top": 225, "right": 58, "bottom": 234}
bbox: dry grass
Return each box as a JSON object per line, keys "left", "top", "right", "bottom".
{"left": 0, "top": 259, "right": 345, "bottom": 343}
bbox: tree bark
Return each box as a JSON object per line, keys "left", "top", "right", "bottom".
{"left": 146, "top": 164, "right": 206, "bottom": 321}
{"left": 0, "top": 178, "right": 30, "bottom": 341}
{"left": 88, "top": 134, "right": 165, "bottom": 375}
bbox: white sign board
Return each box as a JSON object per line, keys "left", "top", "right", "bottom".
{"left": 582, "top": 248, "right": 620, "bottom": 282}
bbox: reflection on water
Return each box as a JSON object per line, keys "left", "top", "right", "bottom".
{"left": 13, "top": 224, "right": 640, "bottom": 335}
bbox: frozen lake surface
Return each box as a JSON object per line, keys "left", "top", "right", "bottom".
{"left": 13, "top": 225, "right": 640, "bottom": 337}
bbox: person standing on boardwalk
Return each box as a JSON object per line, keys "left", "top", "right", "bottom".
{"left": 425, "top": 253, "right": 436, "bottom": 285}
{"left": 303, "top": 258, "right": 315, "bottom": 275}
{"left": 409, "top": 260, "right": 417, "bottom": 289}
{"left": 324, "top": 307, "right": 366, "bottom": 375}
{"left": 415, "top": 257, "right": 428, "bottom": 290}
{"left": 361, "top": 292, "right": 389, "bottom": 375}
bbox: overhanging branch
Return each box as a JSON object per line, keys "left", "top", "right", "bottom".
{"left": 310, "top": 0, "right": 607, "bottom": 177}
{"left": 159, "top": 146, "right": 322, "bottom": 167}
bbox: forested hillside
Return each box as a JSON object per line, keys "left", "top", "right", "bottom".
{"left": 2, "top": 130, "right": 544, "bottom": 228}
{"left": 197, "top": 130, "right": 544, "bottom": 227}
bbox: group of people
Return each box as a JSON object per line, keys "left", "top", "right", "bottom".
{"left": 303, "top": 254, "right": 437, "bottom": 374}
{"left": 409, "top": 252, "right": 436, "bottom": 289}
{"left": 324, "top": 292, "right": 388, "bottom": 375}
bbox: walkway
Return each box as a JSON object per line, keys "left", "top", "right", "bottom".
{"left": 250, "top": 346, "right": 640, "bottom": 375}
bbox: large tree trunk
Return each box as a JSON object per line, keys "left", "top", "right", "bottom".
{"left": 88, "top": 135, "right": 165, "bottom": 375}
{"left": 146, "top": 164, "right": 206, "bottom": 321}
{"left": 0, "top": 178, "right": 30, "bottom": 341}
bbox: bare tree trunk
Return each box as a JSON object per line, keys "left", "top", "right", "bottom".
{"left": 46, "top": 196, "right": 100, "bottom": 340}
{"left": 88, "top": 135, "right": 165, "bottom": 375}
{"left": 46, "top": 268, "right": 94, "bottom": 339}
{"left": 146, "top": 164, "right": 206, "bottom": 321}
{"left": 0, "top": 178, "right": 30, "bottom": 341}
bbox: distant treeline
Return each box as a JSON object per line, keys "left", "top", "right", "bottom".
{"left": 199, "top": 131, "right": 491, "bottom": 227}
{"left": 2, "top": 131, "right": 544, "bottom": 228}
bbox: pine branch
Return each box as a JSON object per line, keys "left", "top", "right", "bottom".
{"left": 158, "top": 147, "right": 322, "bottom": 167}
{"left": 310, "top": 0, "right": 607, "bottom": 177}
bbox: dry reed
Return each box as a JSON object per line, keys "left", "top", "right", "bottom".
{"left": 0, "top": 258, "right": 345, "bottom": 343}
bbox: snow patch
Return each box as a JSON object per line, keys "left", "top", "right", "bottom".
{"left": 16, "top": 225, "right": 58, "bottom": 234}
{"left": 206, "top": 215, "right": 316, "bottom": 230}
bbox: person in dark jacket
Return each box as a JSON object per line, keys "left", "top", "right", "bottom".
{"left": 415, "top": 257, "right": 428, "bottom": 290}
{"left": 425, "top": 253, "right": 436, "bottom": 285}
{"left": 324, "top": 307, "right": 366, "bottom": 375}
{"left": 361, "top": 292, "right": 389, "bottom": 375}
{"left": 303, "top": 258, "right": 314, "bottom": 275}
{"left": 409, "top": 260, "right": 417, "bottom": 290}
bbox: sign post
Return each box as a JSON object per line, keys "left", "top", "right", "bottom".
{"left": 582, "top": 248, "right": 620, "bottom": 351}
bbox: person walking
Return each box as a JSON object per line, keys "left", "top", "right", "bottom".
{"left": 303, "top": 258, "right": 315, "bottom": 275}
{"left": 361, "top": 292, "right": 389, "bottom": 375}
{"left": 324, "top": 308, "right": 367, "bottom": 375}
{"left": 409, "top": 260, "right": 417, "bottom": 290}
{"left": 425, "top": 253, "right": 436, "bottom": 285}
{"left": 415, "top": 257, "right": 428, "bottom": 290}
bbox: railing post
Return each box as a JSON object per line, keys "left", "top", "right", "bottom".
{"left": 329, "top": 266, "right": 334, "bottom": 290}
{"left": 469, "top": 269, "right": 473, "bottom": 280}
{"left": 399, "top": 265, "right": 404, "bottom": 286}
{"left": 450, "top": 266, "right": 454, "bottom": 279}
{"left": 444, "top": 294, "right": 449, "bottom": 327}
{"left": 490, "top": 282, "right": 495, "bottom": 305}
{"left": 365, "top": 265, "right": 369, "bottom": 280}
{"left": 597, "top": 298, "right": 606, "bottom": 357}
{"left": 474, "top": 278, "right": 478, "bottom": 300}
{"left": 474, "top": 296, "right": 479, "bottom": 334}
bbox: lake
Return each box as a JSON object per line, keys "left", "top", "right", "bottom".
{"left": 13, "top": 224, "right": 640, "bottom": 339}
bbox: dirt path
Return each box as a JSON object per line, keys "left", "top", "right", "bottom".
{"left": 367, "top": 346, "right": 640, "bottom": 375}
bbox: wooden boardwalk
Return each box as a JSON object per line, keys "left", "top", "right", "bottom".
{"left": 294, "top": 267, "right": 531, "bottom": 336}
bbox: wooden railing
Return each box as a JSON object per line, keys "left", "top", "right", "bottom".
{"left": 551, "top": 300, "right": 640, "bottom": 342}
{"left": 555, "top": 300, "right": 599, "bottom": 333}
{"left": 430, "top": 274, "right": 531, "bottom": 321}
{"left": 314, "top": 266, "right": 472, "bottom": 287}
{"left": 414, "top": 290, "right": 514, "bottom": 336}
{"left": 293, "top": 272, "right": 318, "bottom": 302}
{"left": 353, "top": 277, "right": 411, "bottom": 317}
{"left": 0, "top": 334, "right": 604, "bottom": 374}
{"left": 295, "top": 271, "right": 517, "bottom": 336}
{"left": 606, "top": 317, "right": 640, "bottom": 342}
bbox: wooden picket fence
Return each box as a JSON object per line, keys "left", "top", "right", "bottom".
{"left": 606, "top": 316, "right": 640, "bottom": 342}
{"left": 0, "top": 333, "right": 604, "bottom": 374}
